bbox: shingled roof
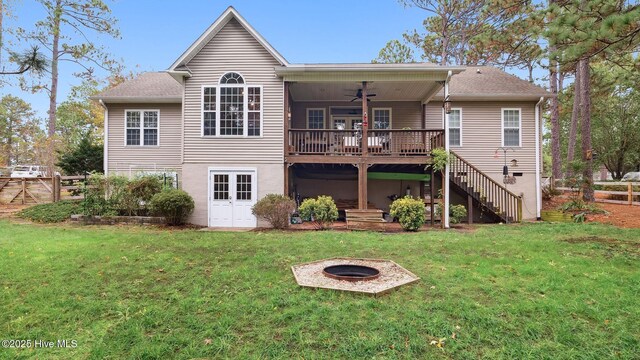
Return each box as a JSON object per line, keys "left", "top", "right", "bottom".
{"left": 95, "top": 66, "right": 549, "bottom": 104}
{"left": 96, "top": 72, "right": 182, "bottom": 103}
{"left": 439, "top": 66, "right": 550, "bottom": 101}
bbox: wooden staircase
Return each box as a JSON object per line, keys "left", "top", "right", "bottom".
{"left": 449, "top": 151, "right": 523, "bottom": 223}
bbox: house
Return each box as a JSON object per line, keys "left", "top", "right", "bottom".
{"left": 95, "top": 6, "right": 550, "bottom": 228}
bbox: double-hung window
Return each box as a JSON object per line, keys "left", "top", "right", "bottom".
{"left": 202, "top": 72, "right": 262, "bottom": 137}
{"left": 448, "top": 108, "right": 462, "bottom": 146}
{"left": 126, "top": 110, "right": 159, "bottom": 146}
{"left": 372, "top": 108, "right": 391, "bottom": 129}
{"left": 502, "top": 108, "right": 521, "bottom": 147}
{"left": 307, "top": 109, "right": 325, "bottom": 129}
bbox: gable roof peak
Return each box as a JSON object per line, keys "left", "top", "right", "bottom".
{"left": 169, "top": 6, "right": 288, "bottom": 71}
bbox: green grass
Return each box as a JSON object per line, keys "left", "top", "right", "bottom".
{"left": 17, "top": 201, "right": 81, "bottom": 223}
{"left": 0, "top": 221, "right": 638, "bottom": 359}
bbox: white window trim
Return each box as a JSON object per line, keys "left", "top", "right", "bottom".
{"left": 449, "top": 107, "right": 462, "bottom": 147}
{"left": 306, "top": 108, "right": 325, "bottom": 129}
{"left": 200, "top": 83, "right": 264, "bottom": 138}
{"left": 501, "top": 107, "right": 522, "bottom": 147}
{"left": 124, "top": 109, "right": 160, "bottom": 147}
{"left": 218, "top": 71, "right": 246, "bottom": 84}
{"left": 372, "top": 107, "right": 393, "bottom": 130}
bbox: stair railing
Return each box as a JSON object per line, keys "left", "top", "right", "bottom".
{"left": 449, "top": 151, "right": 523, "bottom": 223}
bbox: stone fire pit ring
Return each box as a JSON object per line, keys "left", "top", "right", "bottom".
{"left": 291, "top": 257, "right": 420, "bottom": 297}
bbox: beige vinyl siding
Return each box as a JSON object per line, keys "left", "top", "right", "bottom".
{"left": 183, "top": 18, "right": 284, "bottom": 163}
{"left": 290, "top": 101, "right": 422, "bottom": 129}
{"left": 106, "top": 103, "right": 182, "bottom": 174}
{"left": 426, "top": 100, "right": 538, "bottom": 219}
{"left": 426, "top": 101, "right": 537, "bottom": 172}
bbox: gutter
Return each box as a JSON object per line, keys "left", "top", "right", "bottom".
{"left": 443, "top": 70, "right": 452, "bottom": 229}
{"left": 534, "top": 96, "right": 544, "bottom": 220}
{"left": 274, "top": 65, "right": 466, "bottom": 74}
{"left": 95, "top": 96, "right": 182, "bottom": 104}
{"left": 166, "top": 70, "right": 192, "bottom": 85}
{"left": 99, "top": 99, "right": 109, "bottom": 174}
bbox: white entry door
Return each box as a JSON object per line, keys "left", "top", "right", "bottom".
{"left": 209, "top": 170, "right": 257, "bottom": 227}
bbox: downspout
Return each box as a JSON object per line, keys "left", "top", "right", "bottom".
{"left": 99, "top": 99, "right": 108, "bottom": 174}
{"left": 535, "top": 96, "right": 544, "bottom": 220}
{"left": 443, "top": 70, "right": 452, "bottom": 229}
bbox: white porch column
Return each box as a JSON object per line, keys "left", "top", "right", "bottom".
{"left": 443, "top": 71, "right": 452, "bottom": 229}
{"left": 535, "top": 97, "right": 544, "bottom": 220}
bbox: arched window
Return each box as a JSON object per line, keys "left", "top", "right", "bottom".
{"left": 219, "top": 72, "right": 244, "bottom": 84}
{"left": 203, "top": 72, "right": 261, "bottom": 137}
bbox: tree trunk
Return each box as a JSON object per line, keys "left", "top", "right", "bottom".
{"left": 558, "top": 71, "right": 564, "bottom": 93}
{"left": 0, "top": 0, "right": 4, "bottom": 66}
{"left": 549, "top": 56, "right": 562, "bottom": 180}
{"left": 47, "top": 0, "right": 61, "bottom": 138}
{"left": 566, "top": 70, "right": 581, "bottom": 178}
{"left": 579, "top": 58, "right": 594, "bottom": 201}
{"left": 440, "top": 16, "right": 448, "bottom": 65}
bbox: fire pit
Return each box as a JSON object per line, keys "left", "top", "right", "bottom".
{"left": 323, "top": 264, "right": 380, "bottom": 281}
{"left": 291, "top": 258, "right": 419, "bottom": 297}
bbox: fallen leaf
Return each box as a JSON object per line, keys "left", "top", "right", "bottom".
{"left": 451, "top": 332, "right": 457, "bottom": 339}
{"left": 157, "top": 268, "right": 164, "bottom": 273}
{"left": 204, "top": 338, "right": 212, "bottom": 345}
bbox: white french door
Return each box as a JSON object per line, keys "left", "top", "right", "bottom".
{"left": 209, "top": 169, "right": 257, "bottom": 227}
{"left": 332, "top": 116, "right": 362, "bottom": 130}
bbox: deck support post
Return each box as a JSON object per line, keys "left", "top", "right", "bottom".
{"left": 284, "top": 166, "right": 289, "bottom": 198}
{"left": 467, "top": 194, "right": 473, "bottom": 224}
{"left": 430, "top": 167, "right": 435, "bottom": 226}
{"left": 358, "top": 163, "right": 368, "bottom": 209}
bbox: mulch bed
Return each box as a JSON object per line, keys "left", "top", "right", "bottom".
{"left": 544, "top": 195, "right": 640, "bottom": 228}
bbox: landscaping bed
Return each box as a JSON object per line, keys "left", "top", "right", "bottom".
{"left": 70, "top": 214, "right": 165, "bottom": 225}
{"left": 544, "top": 194, "right": 640, "bottom": 228}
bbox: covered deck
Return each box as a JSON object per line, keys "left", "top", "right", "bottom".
{"left": 277, "top": 63, "right": 464, "bottom": 212}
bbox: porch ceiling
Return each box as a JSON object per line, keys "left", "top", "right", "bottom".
{"left": 289, "top": 81, "right": 442, "bottom": 103}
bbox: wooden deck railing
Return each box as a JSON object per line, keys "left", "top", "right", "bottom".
{"left": 450, "top": 151, "right": 522, "bottom": 223}
{"left": 287, "top": 129, "right": 445, "bottom": 156}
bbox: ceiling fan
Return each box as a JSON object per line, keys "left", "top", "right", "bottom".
{"left": 345, "top": 88, "right": 377, "bottom": 102}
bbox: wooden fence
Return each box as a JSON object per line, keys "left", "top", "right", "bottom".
{"left": 555, "top": 181, "right": 640, "bottom": 206}
{"left": 0, "top": 176, "right": 86, "bottom": 205}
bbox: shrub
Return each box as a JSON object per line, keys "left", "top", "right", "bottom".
{"left": 82, "top": 174, "right": 164, "bottom": 216}
{"left": 431, "top": 148, "right": 452, "bottom": 173}
{"left": 122, "top": 176, "right": 164, "bottom": 215}
{"left": 149, "top": 189, "right": 195, "bottom": 225}
{"left": 558, "top": 199, "right": 607, "bottom": 214}
{"left": 298, "top": 195, "right": 338, "bottom": 230}
{"left": 434, "top": 203, "right": 468, "bottom": 225}
{"left": 450, "top": 204, "right": 468, "bottom": 224}
{"left": 18, "top": 201, "right": 81, "bottom": 223}
{"left": 390, "top": 196, "right": 425, "bottom": 231}
{"left": 83, "top": 174, "right": 129, "bottom": 216}
{"left": 252, "top": 194, "right": 296, "bottom": 229}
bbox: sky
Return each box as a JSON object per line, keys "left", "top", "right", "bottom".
{"left": 0, "top": 0, "right": 539, "bottom": 118}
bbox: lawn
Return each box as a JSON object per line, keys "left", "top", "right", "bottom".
{"left": 0, "top": 220, "right": 638, "bottom": 359}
